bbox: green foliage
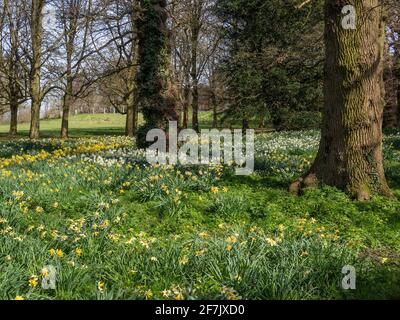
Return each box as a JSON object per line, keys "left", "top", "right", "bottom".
{"left": 216, "top": 0, "right": 325, "bottom": 128}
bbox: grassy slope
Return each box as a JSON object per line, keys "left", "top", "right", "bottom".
{"left": 0, "top": 114, "right": 129, "bottom": 138}
{"left": 0, "top": 112, "right": 217, "bottom": 138}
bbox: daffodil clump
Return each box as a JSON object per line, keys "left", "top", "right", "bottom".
{"left": 0, "top": 133, "right": 399, "bottom": 300}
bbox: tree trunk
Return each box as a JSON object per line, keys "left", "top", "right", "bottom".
{"left": 125, "top": 78, "right": 138, "bottom": 137}
{"left": 242, "top": 118, "right": 249, "bottom": 131}
{"left": 29, "top": 0, "right": 44, "bottom": 140}
{"left": 183, "top": 84, "right": 190, "bottom": 128}
{"left": 9, "top": 100, "right": 18, "bottom": 136}
{"left": 192, "top": 79, "right": 199, "bottom": 131}
{"left": 125, "top": 7, "right": 140, "bottom": 137}
{"left": 190, "top": 1, "right": 201, "bottom": 132}
{"left": 211, "top": 91, "right": 218, "bottom": 128}
{"left": 383, "top": 63, "right": 398, "bottom": 128}
{"left": 61, "top": 81, "right": 72, "bottom": 139}
{"left": 290, "top": 0, "right": 391, "bottom": 200}
{"left": 136, "top": 0, "right": 178, "bottom": 148}
{"left": 395, "top": 40, "right": 400, "bottom": 128}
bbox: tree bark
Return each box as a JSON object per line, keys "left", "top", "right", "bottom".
{"left": 136, "top": 0, "right": 178, "bottom": 148}
{"left": 190, "top": 14, "right": 200, "bottom": 132}
{"left": 192, "top": 78, "right": 199, "bottom": 131}
{"left": 9, "top": 100, "right": 18, "bottom": 136}
{"left": 61, "top": 80, "right": 73, "bottom": 139}
{"left": 183, "top": 84, "right": 190, "bottom": 128}
{"left": 29, "top": 0, "right": 44, "bottom": 139}
{"left": 383, "top": 62, "right": 398, "bottom": 129}
{"left": 125, "top": 7, "right": 140, "bottom": 137}
{"left": 290, "top": 0, "right": 391, "bottom": 200}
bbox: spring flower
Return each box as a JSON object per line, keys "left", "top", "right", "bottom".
{"left": 226, "top": 236, "right": 238, "bottom": 244}
{"left": 15, "top": 296, "right": 25, "bottom": 300}
{"left": 56, "top": 249, "right": 64, "bottom": 257}
{"left": 300, "top": 251, "right": 309, "bottom": 257}
{"left": 266, "top": 238, "right": 278, "bottom": 247}
{"left": 179, "top": 255, "right": 189, "bottom": 265}
{"left": 144, "top": 290, "right": 153, "bottom": 300}
{"left": 199, "top": 231, "right": 210, "bottom": 238}
{"left": 75, "top": 248, "right": 83, "bottom": 257}
{"left": 175, "top": 292, "right": 184, "bottom": 300}
{"left": 41, "top": 268, "right": 49, "bottom": 278}
{"left": 29, "top": 275, "right": 39, "bottom": 288}
{"left": 211, "top": 187, "right": 219, "bottom": 194}
{"left": 195, "top": 249, "right": 206, "bottom": 257}
{"left": 162, "top": 289, "right": 172, "bottom": 298}
{"left": 98, "top": 281, "right": 105, "bottom": 292}
{"left": 35, "top": 206, "right": 44, "bottom": 214}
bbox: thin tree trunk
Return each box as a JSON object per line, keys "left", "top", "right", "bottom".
{"left": 192, "top": 79, "right": 199, "bottom": 131}
{"left": 242, "top": 118, "right": 249, "bottom": 131}
{"left": 125, "top": 7, "right": 140, "bottom": 137}
{"left": 190, "top": 4, "right": 200, "bottom": 132}
{"left": 290, "top": 0, "right": 391, "bottom": 200}
{"left": 9, "top": 100, "right": 18, "bottom": 135}
{"left": 395, "top": 41, "right": 400, "bottom": 128}
{"left": 61, "top": 80, "right": 72, "bottom": 139}
{"left": 183, "top": 84, "right": 190, "bottom": 128}
{"left": 383, "top": 63, "right": 398, "bottom": 128}
{"left": 212, "top": 92, "right": 218, "bottom": 128}
{"left": 125, "top": 76, "right": 138, "bottom": 137}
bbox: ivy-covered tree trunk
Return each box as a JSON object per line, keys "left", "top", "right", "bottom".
{"left": 136, "top": 0, "right": 178, "bottom": 148}
{"left": 290, "top": 0, "right": 392, "bottom": 200}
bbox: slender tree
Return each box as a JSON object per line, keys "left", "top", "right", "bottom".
{"left": 290, "top": 0, "right": 392, "bottom": 200}
{"left": 0, "top": 0, "right": 29, "bottom": 135}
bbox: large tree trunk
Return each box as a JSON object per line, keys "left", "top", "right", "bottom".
{"left": 29, "top": 0, "right": 44, "bottom": 139}
{"left": 136, "top": 0, "right": 178, "bottom": 148}
{"left": 290, "top": 0, "right": 391, "bottom": 200}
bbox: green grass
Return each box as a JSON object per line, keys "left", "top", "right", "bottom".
{"left": 0, "top": 125, "right": 399, "bottom": 300}
{"left": 0, "top": 111, "right": 260, "bottom": 139}
{"left": 0, "top": 114, "right": 131, "bottom": 138}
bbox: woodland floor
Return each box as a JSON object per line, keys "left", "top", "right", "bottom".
{"left": 0, "top": 114, "right": 399, "bottom": 300}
